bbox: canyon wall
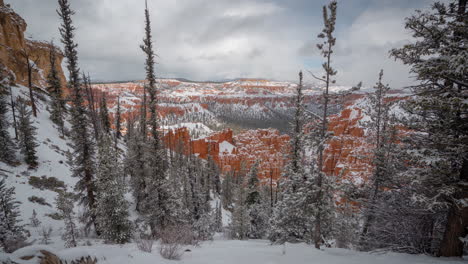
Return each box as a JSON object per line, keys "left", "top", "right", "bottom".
{"left": 0, "top": 2, "right": 66, "bottom": 90}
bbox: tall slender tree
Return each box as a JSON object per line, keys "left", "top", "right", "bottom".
{"left": 0, "top": 77, "right": 16, "bottom": 165}
{"left": 359, "top": 70, "right": 395, "bottom": 248}
{"left": 115, "top": 96, "right": 122, "bottom": 141}
{"left": 57, "top": 0, "right": 98, "bottom": 234}
{"left": 0, "top": 178, "right": 26, "bottom": 253}
{"left": 47, "top": 42, "right": 66, "bottom": 136}
{"left": 16, "top": 97, "right": 39, "bottom": 168}
{"left": 309, "top": 0, "right": 338, "bottom": 249}
{"left": 95, "top": 134, "right": 132, "bottom": 243}
{"left": 56, "top": 191, "right": 78, "bottom": 248}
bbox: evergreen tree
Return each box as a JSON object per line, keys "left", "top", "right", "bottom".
{"left": 0, "top": 178, "right": 26, "bottom": 252}
{"left": 16, "top": 97, "right": 39, "bottom": 168}
{"left": 56, "top": 191, "right": 78, "bottom": 248}
{"left": 309, "top": 0, "right": 338, "bottom": 249}
{"left": 95, "top": 134, "right": 132, "bottom": 243}
{"left": 390, "top": 0, "right": 468, "bottom": 257}
{"left": 99, "top": 93, "right": 111, "bottom": 135}
{"left": 214, "top": 201, "right": 223, "bottom": 232}
{"left": 359, "top": 70, "right": 395, "bottom": 248}
{"left": 269, "top": 71, "right": 315, "bottom": 244}
{"left": 47, "top": 42, "right": 65, "bottom": 136}
{"left": 115, "top": 96, "right": 122, "bottom": 141}
{"left": 245, "top": 161, "right": 269, "bottom": 239}
{"left": 125, "top": 122, "right": 147, "bottom": 213}
{"left": 0, "top": 78, "right": 16, "bottom": 165}
{"left": 139, "top": 1, "right": 181, "bottom": 236}
{"left": 230, "top": 177, "right": 250, "bottom": 240}
{"left": 57, "top": 0, "right": 98, "bottom": 233}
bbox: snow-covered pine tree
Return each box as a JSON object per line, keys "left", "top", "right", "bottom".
{"left": 99, "top": 93, "right": 111, "bottom": 135}
{"left": 309, "top": 0, "right": 338, "bottom": 249}
{"left": 139, "top": 1, "right": 183, "bottom": 237}
{"left": 29, "top": 209, "right": 41, "bottom": 228}
{"left": 57, "top": 0, "right": 98, "bottom": 234}
{"left": 230, "top": 176, "right": 250, "bottom": 240}
{"left": 16, "top": 97, "right": 39, "bottom": 168}
{"left": 214, "top": 201, "right": 223, "bottom": 232}
{"left": 95, "top": 134, "right": 132, "bottom": 243}
{"left": 56, "top": 191, "right": 78, "bottom": 248}
{"left": 0, "top": 77, "right": 16, "bottom": 165}
{"left": 207, "top": 155, "right": 221, "bottom": 195}
{"left": 115, "top": 96, "right": 122, "bottom": 141}
{"left": 390, "top": 0, "right": 468, "bottom": 257}
{"left": 0, "top": 178, "right": 26, "bottom": 252}
{"left": 47, "top": 42, "right": 65, "bottom": 136}
{"left": 245, "top": 161, "right": 268, "bottom": 238}
{"left": 124, "top": 119, "right": 147, "bottom": 213}
{"left": 359, "top": 70, "right": 394, "bottom": 248}
{"left": 269, "top": 71, "right": 314, "bottom": 244}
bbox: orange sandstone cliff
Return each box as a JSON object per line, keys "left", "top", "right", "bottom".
{"left": 0, "top": 1, "right": 67, "bottom": 90}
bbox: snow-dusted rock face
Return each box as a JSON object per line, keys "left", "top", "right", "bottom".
{"left": 163, "top": 127, "right": 290, "bottom": 181}
{"left": 0, "top": 2, "right": 67, "bottom": 91}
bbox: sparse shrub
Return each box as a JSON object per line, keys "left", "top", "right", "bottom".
{"left": 160, "top": 225, "right": 195, "bottom": 245}
{"left": 28, "top": 196, "right": 51, "bottom": 207}
{"left": 136, "top": 237, "right": 154, "bottom": 253}
{"left": 28, "top": 176, "right": 65, "bottom": 192}
{"left": 29, "top": 209, "right": 41, "bottom": 228}
{"left": 159, "top": 242, "right": 183, "bottom": 260}
{"left": 41, "top": 226, "right": 53, "bottom": 245}
{"left": 158, "top": 226, "right": 189, "bottom": 260}
{"left": 45, "top": 212, "right": 63, "bottom": 220}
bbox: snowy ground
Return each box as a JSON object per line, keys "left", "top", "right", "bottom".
{"left": 3, "top": 235, "right": 466, "bottom": 264}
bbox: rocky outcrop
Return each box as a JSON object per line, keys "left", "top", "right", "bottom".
{"left": 0, "top": 1, "right": 66, "bottom": 90}
{"left": 163, "top": 127, "right": 290, "bottom": 181}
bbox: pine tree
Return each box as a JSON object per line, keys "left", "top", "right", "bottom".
{"left": 390, "top": 0, "right": 468, "bottom": 257}
{"left": 245, "top": 161, "right": 269, "bottom": 238}
{"left": 139, "top": 1, "right": 180, "bottom": 236}
{"left": 0, "top": 178, "right": 26, "bottom": 252}
{"left": 115, "top": 96, "right": 122, "bottom": 141}
{"left": 29, "top": 209, "right": 41, "bottom": 228}
{"left": 56, "top": 191, "right": 78, "bottom": 248}
{"left": 0, "top": 78, "right": 16, "bottom": 165}
{"left": 269, "top": 71, "right": 315, "bottom": 244}
{"left": 16, "top": 97, "right": 39, "bottom": 168}
{"left": 125, "top": 121, "right": 147, "bottom": 212}
{"left": 47, "top": 42, "right": 66, "bottom": 136}
{"left": 230, "top": 177, "right": 250, "bottom": 240}
{"left": 359, "top": 70, "right": 395, "bottom": 248}
{"left": 309, "top": 0, "right": 338, "bottom": 249}
{"left": 95, "top": 134, "right": 132, "bottom": 243}
{"left": 214, "top": 201, "right": 223, "bottom": 232}
{"left": 57, "top": 0, "right": 98, "bottom": 233}
{"left": 99, "top": 93, "right": 111, "bottom": 135}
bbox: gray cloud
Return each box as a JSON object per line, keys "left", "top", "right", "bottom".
{"left": 10, "top": 0, "right": 433, "bottom": 86}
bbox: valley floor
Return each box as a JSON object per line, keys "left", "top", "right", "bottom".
{"left": 3, "top": 235, "right": 466, "bottom": 264}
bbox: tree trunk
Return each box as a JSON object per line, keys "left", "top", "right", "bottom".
{"left": 9, "top": 86, "right": 18, "bottom": 139}
{"left": 27, "top": 61, "right": 37, "bottom": 117}
{"left": 438, "top": 158, "right": 468, "bottom": 257}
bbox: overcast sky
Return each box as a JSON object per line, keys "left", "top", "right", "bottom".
{"left": 10, "top": 0, "right": 435, "bottom": 87}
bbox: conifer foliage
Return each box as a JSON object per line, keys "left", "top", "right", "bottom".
{"left": 95, "top": 134, "right": 132, "bottom": 243}
{"left": 390, "top": 0, "right": 468, "bottom": 257}
{"left": 56, "top": 191, "right": 78, "bottom": 248}
{"left": 0, "top": 178, "right": 26, "bottom": 253}
{"left": 57, "top": 0, "right": 98, "bottom": 233}
{"left": 0, "top": 77, "right": 16, "bottom": 165}
{"left": 16, "top": 97, "right": 39, "bottom": 168}
{"left": 47, "top": 42, "right": 66, "bottom": 136}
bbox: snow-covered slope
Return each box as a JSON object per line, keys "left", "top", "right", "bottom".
{"left": 1, "top": 84, "right": 76, "bottom": 241}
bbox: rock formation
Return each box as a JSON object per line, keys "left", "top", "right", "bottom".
{"left": 0, "top": 1, "right": 66, "bottom": 90}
